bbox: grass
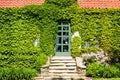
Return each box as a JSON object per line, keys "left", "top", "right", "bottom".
{"left": 93, "top": 78, "right": 120, "bottom": 80}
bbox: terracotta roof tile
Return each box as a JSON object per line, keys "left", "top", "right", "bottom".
{"left": 0, "top": 0, "right": 120, "bottom": 8}
{"left": 0, "top": 0, "right": 45, "bottom": 8}
{"left": 78, "top": 0, "right": 120, "bottom": 8}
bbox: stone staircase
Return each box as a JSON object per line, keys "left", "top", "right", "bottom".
{"left": 49, "top": 56, "right": 77, "bottom": 76}
{"left": 35, "top": 56, "right": 92, "bottom": 80}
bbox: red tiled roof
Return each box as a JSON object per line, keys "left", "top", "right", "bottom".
{"left": 0, "top": 0, "right": 120, "bottom": 8}
{"left": 0, "top": 0, "right": 45, "bottom": 8}
{"left": 78, "top": 0, "right": 120, "bottom": 8}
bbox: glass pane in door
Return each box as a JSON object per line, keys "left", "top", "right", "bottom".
{"left": 56, "top": 45, "right": 61, "bottom": 52}
{"left": 56, "top": 37, "right": 62, "bottom": 44}
{"left": 63, "top": 37, "right": 69, "bottom": 44}
{"left": 63, "top": 45, "right": 68, "bottom": 52}
{"left": 63, "top": 32, "right": 69, "bottom": 36}
{"left": 58, "top": 32, "right": 62, "bottom": 36}
{"left": 63, "top": 26, "right": 69, "bottom": 30}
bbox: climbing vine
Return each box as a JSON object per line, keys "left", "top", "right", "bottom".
{"left": 0, "top": 0, "right": 120, "bottom": 79}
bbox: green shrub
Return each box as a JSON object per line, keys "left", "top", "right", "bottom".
{"left": 0, "top": 68, "right": 38, "bottom": 80}
{"left": 86, "top": 62, "right": 120, "bottom": 78}
{"left": 114, "top": 63, "right": 120, "bottom": 70}
{"left": 71, "top": 35, "right": 99, "bottom": 57}
{"left": 35, "top": 53, "right": 48, "bottom": 71}
{"left": 0, "top": 54, "right": 37, "bottom": 68}
{"left": 113, "top": 63, "right": 120, "bottom": 77}
{"left": 109, "top": 51, "right": 120, "bottom": 63}
{"left": 87, "top": 47, "right": 100, "bottom": 53}
{"left": 86, "top": 62, "right": 104, "bottom": 78}
{"left": 72, "top": 36, "right": 82, "bottom": 57}
{"left": 93, "top": 78, "right": 120, "bottom": 80}
{"left": 103, "top": 66, "right": 119, "bottom": 78}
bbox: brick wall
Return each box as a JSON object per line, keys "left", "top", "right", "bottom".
{"left": 0, "top": 0, "right": 120, "bottom": 8}
{"left": 0, "top": 0, "right": 45, "bottom": 8}
{"left": 78, "top": 0, "right": 120, "bottom": 8}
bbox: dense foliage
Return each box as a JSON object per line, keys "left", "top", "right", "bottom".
{"left": 0, "top": 68, "right": 38, "bottom": 80}
{"left": 72, "top": 36, "right": 82, "bottom": 57}
{"left": 46, "top": 0, "right": 76, "bottom": 8}
{"left": 0, "top": 0, "right": 120, "bottom": 79}
{"left": 86, "top": 62, "right": 120, "bottom": 78}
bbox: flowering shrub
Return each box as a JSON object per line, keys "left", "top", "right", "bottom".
{"left": 82, "top": 50, "right": 108, "bottom": 66}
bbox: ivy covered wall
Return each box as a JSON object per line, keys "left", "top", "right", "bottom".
{"left": 0, "top": 0, "right": 120, "bottom": 79}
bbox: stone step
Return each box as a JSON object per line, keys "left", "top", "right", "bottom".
{"left": 40, "top": 73, "right": 81, "bottom": 77}
{"left": 50, "top": 63, "right": 76, "bottom": 66}
{"left": 48, "top": 73, "right": 80, "bottom": 76}
{"left": 52, "top": 58, "right": 74, "bottom": 62}
{"left": 49, "top": 66, "right": 76, "bottom": 69}
{"left": 49, "top": 70, "right": 77, "bottom": 73}
{"left": 43, "top": 76, "right": 84, "bottom": 80}
{"left": 35, "top": 76, "right": 91, "bottom": 80}
{"left": 51, "top": 60, "right": 75, "bottom": 63}
{"left": 52, "top": 56, "right": 72, "bottom": 60}
{"left": 52, "top": 59, "right": 74, "bottom": 61}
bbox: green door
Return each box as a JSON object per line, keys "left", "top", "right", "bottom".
{"left": 55, "top": 21, "right": 71, "bottom": 56}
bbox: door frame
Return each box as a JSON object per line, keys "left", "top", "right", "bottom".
{"left": 55, "top": 21, "right": 71, "bottom": 56}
